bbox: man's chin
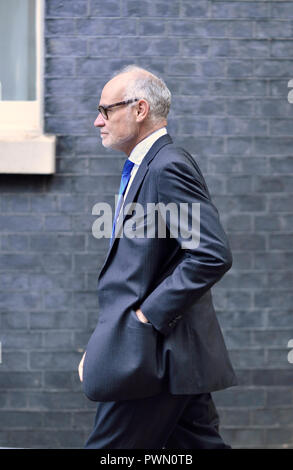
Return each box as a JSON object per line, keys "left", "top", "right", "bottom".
{"left": 101, "top": 136, "right": 111, "bottom": 148}
{"left": 101, "top": 136, "right": 130, "bottom": 153}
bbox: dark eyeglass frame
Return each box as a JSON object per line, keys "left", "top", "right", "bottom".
{"left": 98, "top": 98, "right": 139, "bottom": 120}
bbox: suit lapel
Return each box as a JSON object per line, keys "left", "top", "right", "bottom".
{"left": 98, "top": 134, "right": 173, "bottom": 279}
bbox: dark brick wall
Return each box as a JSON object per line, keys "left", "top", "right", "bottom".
{"left": 0, "top": 0, "right": 293, "bottom": 448}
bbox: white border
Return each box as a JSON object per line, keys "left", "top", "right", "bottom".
{"left": 0, "top": 0, "right": 43, "bottom": 134}
{"left": 0, "top": 0, "right": 56, "bottom": 174}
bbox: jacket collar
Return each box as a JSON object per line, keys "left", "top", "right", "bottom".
{"left": 128, "top": 127, "right": 168, "bottom": 166}
{"left": 98, "top": 134, "right": 173, "bottom": 279}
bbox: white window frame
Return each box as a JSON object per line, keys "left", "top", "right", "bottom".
{"left": 0, "top": 0, "right": 55, "bottom": 174}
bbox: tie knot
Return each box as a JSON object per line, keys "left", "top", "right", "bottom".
{"left": 122, "top": 159, "right": 135, "bottom": 177}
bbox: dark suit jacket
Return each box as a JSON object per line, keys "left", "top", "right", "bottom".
{"left": 83, "top": 134, "right": 238, "bottom": 402}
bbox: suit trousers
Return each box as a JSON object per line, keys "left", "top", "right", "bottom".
{"left": 84, "top": 389, "right": 231, "bottom": 449}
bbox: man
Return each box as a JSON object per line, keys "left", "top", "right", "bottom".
{"left": 79, "top": 65, "right": 238, "bottom": 449}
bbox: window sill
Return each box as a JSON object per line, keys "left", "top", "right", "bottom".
{"left": 0, "top": 133, "right": 56, "bottom": 174}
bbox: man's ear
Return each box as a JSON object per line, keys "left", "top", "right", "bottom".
{"left": 136, "top": 99, "right": 149, "bottom": 122}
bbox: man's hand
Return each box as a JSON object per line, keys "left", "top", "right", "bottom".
{"left": 135, "top": 309, "right": 149, "bottom": 323}
{"left": 78, "top": 352, "right": 86, "bottom": 382}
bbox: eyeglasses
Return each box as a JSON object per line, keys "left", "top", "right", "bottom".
{"left": 97, "top": 99, "right": 139, "bottom": 120}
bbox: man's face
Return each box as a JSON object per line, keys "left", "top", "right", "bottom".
{"left": 94, "top": 75, "right": 138, "bottom": 154}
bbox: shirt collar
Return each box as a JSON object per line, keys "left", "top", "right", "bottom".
{"left": 128, "top": 127, "right": 167, "bottom": 166}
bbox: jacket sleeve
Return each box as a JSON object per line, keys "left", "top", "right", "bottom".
{"left": 139, "top": 157, "right": 232, "bottom": 336}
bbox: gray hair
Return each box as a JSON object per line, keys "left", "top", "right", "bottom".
{"left": 112, "top": 65, "right": 171, "bottom": 123}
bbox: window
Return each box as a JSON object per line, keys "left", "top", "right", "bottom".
{"left": 0, "top": 0, "right": 55, "bottom": 174}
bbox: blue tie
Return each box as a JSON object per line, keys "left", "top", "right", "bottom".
{"left": 110, "top": 159, "right": 135, "bottom": 244}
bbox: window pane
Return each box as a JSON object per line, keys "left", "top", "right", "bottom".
{"left": 0, "top": 0, "right": 36, "bottom": 101}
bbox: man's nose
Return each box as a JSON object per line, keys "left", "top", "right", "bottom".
{"left": 94, "top": 113, "right": 105, "bottom": 127}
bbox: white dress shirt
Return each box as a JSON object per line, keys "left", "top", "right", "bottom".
{"left": 115, "top": 127, "right": 168, "bottom": 224}
{"left": 124, "top": 127, "right": 167, "bottom": 200}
